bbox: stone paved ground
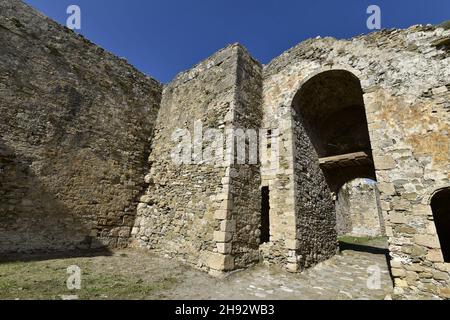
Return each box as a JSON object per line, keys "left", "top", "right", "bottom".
{"left": 165, "top": 249, "right": 393, "bottom": 300}
{"left": 0, "top": 242, "right": 393, "bottom": 300}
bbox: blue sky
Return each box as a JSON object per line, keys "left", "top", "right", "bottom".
{"left": 24, "top": 0, "right": 450, "bottom": 83}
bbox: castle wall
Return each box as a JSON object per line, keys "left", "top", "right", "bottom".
{"left": 291, "top": 107, "right": 338, "bottom": 269}
{"left": 263, "top": 25, "right": 450, "bottom": 298}
{"left": 131, "top": 44, "right": 263, "bottom": 273}
{"left": 0, "top": 1, "right": 162, "bottom": 253}
{"left": 2, "top": 0, "right": 449, "bottom": 300}
{"left": 336, "top": 178, "right": 384, "bottom": 237}
{"left": 228, "top": 48, "right": 263, "bottom": 269}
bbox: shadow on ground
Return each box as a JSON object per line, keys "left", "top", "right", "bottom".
{"left": 0, "top": 248, "right": 112, "bottom": 264}
{"left": 339, "top": 241, "right": 388, "bottom": 255}
{"left": 339, "top": 236, "right": 393, "bottom": 281}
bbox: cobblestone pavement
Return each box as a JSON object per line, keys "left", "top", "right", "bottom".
{"left": 164, "top": 249, "right": 393, "bottom": 300}
{"left": 0, "top": 245, "right": 393, "bottom": 300}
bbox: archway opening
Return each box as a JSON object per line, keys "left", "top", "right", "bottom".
{"left": 431, "top": 188, "right": 450, "bottom": 262}
{"left": 292, "top": 70, "right": 377, "bottom": 193}
{"left": 290, "top": 70, "right": 379, "bottom": 262}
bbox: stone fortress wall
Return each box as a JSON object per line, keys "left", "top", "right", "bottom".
{"left": 1, "top": 0, "right": 449, "bottom": 299}
{"left": 261, "top": 24, "right": 450, "bottom": 298}
{"left": 0, "top": 0, "right": 162, "bottom": 253}
{"left": 130, "top": 44, "right": 263, "bottom": 274}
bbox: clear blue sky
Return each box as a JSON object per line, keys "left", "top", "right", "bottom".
{"left": 24, "top": 0, "right": 450, "bottom": 83}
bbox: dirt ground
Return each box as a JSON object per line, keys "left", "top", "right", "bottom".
{"left": 0, "top": 238, "right": 393, "bottom": 300}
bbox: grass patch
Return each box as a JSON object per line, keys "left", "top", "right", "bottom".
{"left": 0, "top": 256, "right": 179, "bottom": 300}
{"left": 338, "top": 235, "right": 388, "bottom": 248}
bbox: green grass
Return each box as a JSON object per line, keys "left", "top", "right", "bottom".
{"left": 338, "top": 235, "right": 388, "bottom": 248}
{"left": 0, "top": 256, "right": 179, "bottom": 300}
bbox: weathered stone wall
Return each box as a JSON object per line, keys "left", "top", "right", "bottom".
{"left": 263, "top": 24, "right": 450, "bottom": 298}
{"left": 228, "top": 48, "right": 263, "bottom": 269}
{"left": 336, "top": 178, "right": 384, "bottom": 237}
{"left": 291, "top": 109, "right": 338, "bottom": 270}
{"left": 0, "top": 0, "right": 162, "bottom": 253}
{"left": 131, "top": 44, "right": 263, "bottom": 273}
{"left": 2, "top": 0, "right": 449, "bottom": 299}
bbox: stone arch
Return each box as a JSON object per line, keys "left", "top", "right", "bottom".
{"left": 430, "top": 187, "right": 450, "bottom": 262}
{"left": 281, "top": 69, "right": 378, "bottom": 269}
{"left": 426, "top": 185, "right": 450, "bottom": 205}
{"left": 284, "top": 65, "right": 367, "bottom": 107}
{"left": 291, "top": 69, "right": 377, "bottom": 193}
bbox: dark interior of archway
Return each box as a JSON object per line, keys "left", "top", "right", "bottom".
{"left": 431, "top": 189, "right": 450, "bottom": 262}
{"left": 292, "top": 70, "right": 377, "bottom": 192}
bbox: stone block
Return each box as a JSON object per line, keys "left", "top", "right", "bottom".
{"left": 394, "top": 278, "right": 408, "bottom": 287}
{"left": 413, "top": 235, "right": 440, "bottom": 249}
{"left": 427, "top": 249, "right": 444, "bottom": 262}
{"left": 285, "top": 239, "right": 298, "bottom": 250}
{"left": 404, "top": 264, "right": 425, "bottom": 272}
{"left": 377, "top": 182, "right": 396, "bottom": 196}
{"left": 439, "top": 288, "right": 450, "bottom": 299}
{"left": 216, "top": 242, "right": 232, "bottom": 254}
{"left": 389, "top": 212, "right": 407, "bottom": 224}
{"left": 214, "top": 209, "right": 230, "bottom": 220}
{"left": 131, "top": 227, "right": 139, "bottom": 236}
{"left": 410, "top": 245, "right": 427, "bottom": 258}
{"left": 137, "top": 203, "right": 148, "bottom": 212}
{"left": 139, "top": 195, "right": 152, "bottom": 204}
{"left": 391, "top": 198, "right": 411, "bottom": 211}
{"left": 385, "top": 226, "right": 393, "bottom": 237}
{"left": 435, "top": 263, "right": 450, "bottom": 273}
{"left": 396, "top": 225, "right": 416, "bottom": 234}
{"left": 432, "top": 86, "right": 448, "bottom": 95}
{"left": 217, "top": 199, "right": 233, "bottom": 210}
{"left": 220, "top": 220, "right": 236, "bottom": 232}
{"left": 214, "top": 231, "right": 233, "bottom": 243}
{"left": 216, "top": 192, "right": 231, "bottom": 201}
{"left": 432, "top": 271, "right": 449, "bottom": 281}
{"left": 391, "top": 268, "right": 406, "bottom": 277}
{"left": 374, "top": 155, "right": 396, "bottom": 170}
{"left": 208, "top": 253, "right": 235, "bottom": 271}
{"left": 413, "top": 204, "right": 432, "bottom": 216}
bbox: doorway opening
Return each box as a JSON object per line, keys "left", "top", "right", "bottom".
{"left": 260, "top": 186, "right": 270, "bottom": 244}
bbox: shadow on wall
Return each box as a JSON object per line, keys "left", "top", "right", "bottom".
{"left": 0, "top": 140, "right": 111, "bottom": 260}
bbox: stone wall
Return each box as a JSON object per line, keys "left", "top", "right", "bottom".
{"left": 263, "top": 24, "right": 450, "bottom": 298}
{"left": 291, "top": 109, "right": 338, "bottom": 270}
{"left": 228, "top": 47, "right": 263, "bottom": 269}
{"left": 336, "top": 178, "right": 384, "bottom": 237}
{"left": 131, "top": 44, "right": 263, "bottom": 273}
{"left": 2, "top": 0, "right": 449, "bottom": 300}
{"left": 0, "top": 0, "right": 162, "bottom": 253}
